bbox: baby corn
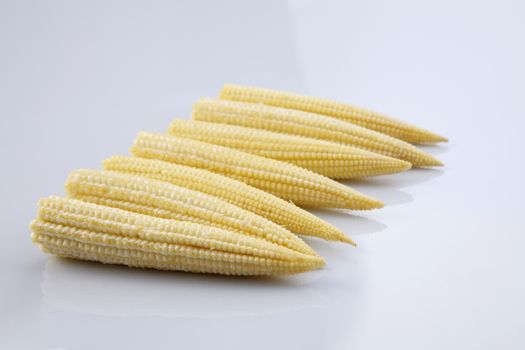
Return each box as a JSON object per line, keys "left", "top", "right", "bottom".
{"left": 168, "top": 119, "right": 411, "bottom": 179}
{"left": 31, "top": 197, "right": 324, "bottom": 275}
{"left": 65, "top": 169, "right": 316, "bottom": 256}
{"left": 192, "top": 98, "right": 442, "bottom": 167}
{"left": 131, "top": 132, "right": 383, "bottom": 209}
{"left": 104, "top": 155, "right": 354, "bottom": 244}
{"left": 219, "top": 84, "right": 447, "bottom": 144}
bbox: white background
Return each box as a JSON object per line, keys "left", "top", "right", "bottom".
{"left": 1, "top": 1, "right": 524, "bottom": 349}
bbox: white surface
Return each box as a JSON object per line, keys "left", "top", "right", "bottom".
{"left": 1, "top": 1, "right": 524, "bottom": 349}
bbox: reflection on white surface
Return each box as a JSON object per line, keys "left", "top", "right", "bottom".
{"left": 41, "top": 258, "right": 328, "bottom": 318}
{"left": 338, "top": 167, "right": 444, "bottom": 207}
{"left": 418, "top": 144, "right": 450, "bottom": 156}
{"left": 309, "top": 209, "right": 387, "bottom": 236}
{"left": 357, "top": 167, "right": 445, "bottom": 189}
{"left": 346, "top": 184, "right": 414, "bottom": 206}
{"left": 31, "top": 254, "right": 362, "bottom": 350}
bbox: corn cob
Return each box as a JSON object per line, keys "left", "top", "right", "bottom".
{"left": 168, "top": 119, "right": 411, "bottom": 179}
{"left": 131, "top": 132, "right": 383, "bottom": 209}
{"left": 31, "top": 197, "right": 324, "bottom": 275}
{"left": 219, "top": 84, "right": 447, "bottom": 144}
{"left": 192, "top": 98, "right": 442, "bottom": 167}
{"left": 65, "top": 169, "right": 316, "bottom": 256}
{"left": 104, "top": 155, "right": 354, "bottom": 244}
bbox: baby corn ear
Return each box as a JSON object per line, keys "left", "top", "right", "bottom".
{"left": 168, "top": 119, "right": 412, "bottom": 179}
{"left": 31, "top": 197, "right": 325, "bottom": 275}
{"left": 65, "top": 169, "right": 316, "bottom": 257}
{"left": 104, "top": 156, "right": 355, "bottom": 244}
{"left": 193, "top": 98, "right": 442, "bottom": 167}
{"left": 131, "top": 132, "right": 384, "bottom": 210}
{"left": 219, "top": 84, "right": 447, "bottom": 144}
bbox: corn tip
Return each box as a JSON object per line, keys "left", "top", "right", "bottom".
{"left": 426, "top": 131, "right": 448, "bottom": 143}
{"left": 436, "top": 135, "right": 448, "bottom": 143}
{"left": 340, "top": 235, "right": 357, "bottom": 246}
{"left": 399, "top": 159, "right": 413, "bottom": 171}
{"left": 373, "top": 200, "right": 385, "bottom": 209}
{"left": 418, "top": 156, "right": 444, "bottom": 168}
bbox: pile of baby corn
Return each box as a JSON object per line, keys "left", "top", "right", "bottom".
{"left": 31, "top": 85, "right": 446, "bottom": 276}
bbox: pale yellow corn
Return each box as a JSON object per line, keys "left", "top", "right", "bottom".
{"left": 168, "top": 119, "right": 411, "bottom": 179}
{"left": 131, "top": 132, "right": 384, "bottom": 209}
{"left": 65, "top": 169, "right": 316, "bottom": 256}
{"left": 193, "top": 98, "right": 442, "bottom": 167}
{"left": 31, "top": 197, "right": 324, "bottom": 275}
{"left": 104, "top": 155, "right": 354, "bottom": 244}
{"left": 219, "top": 84, "right": 447, "bottom": 144}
